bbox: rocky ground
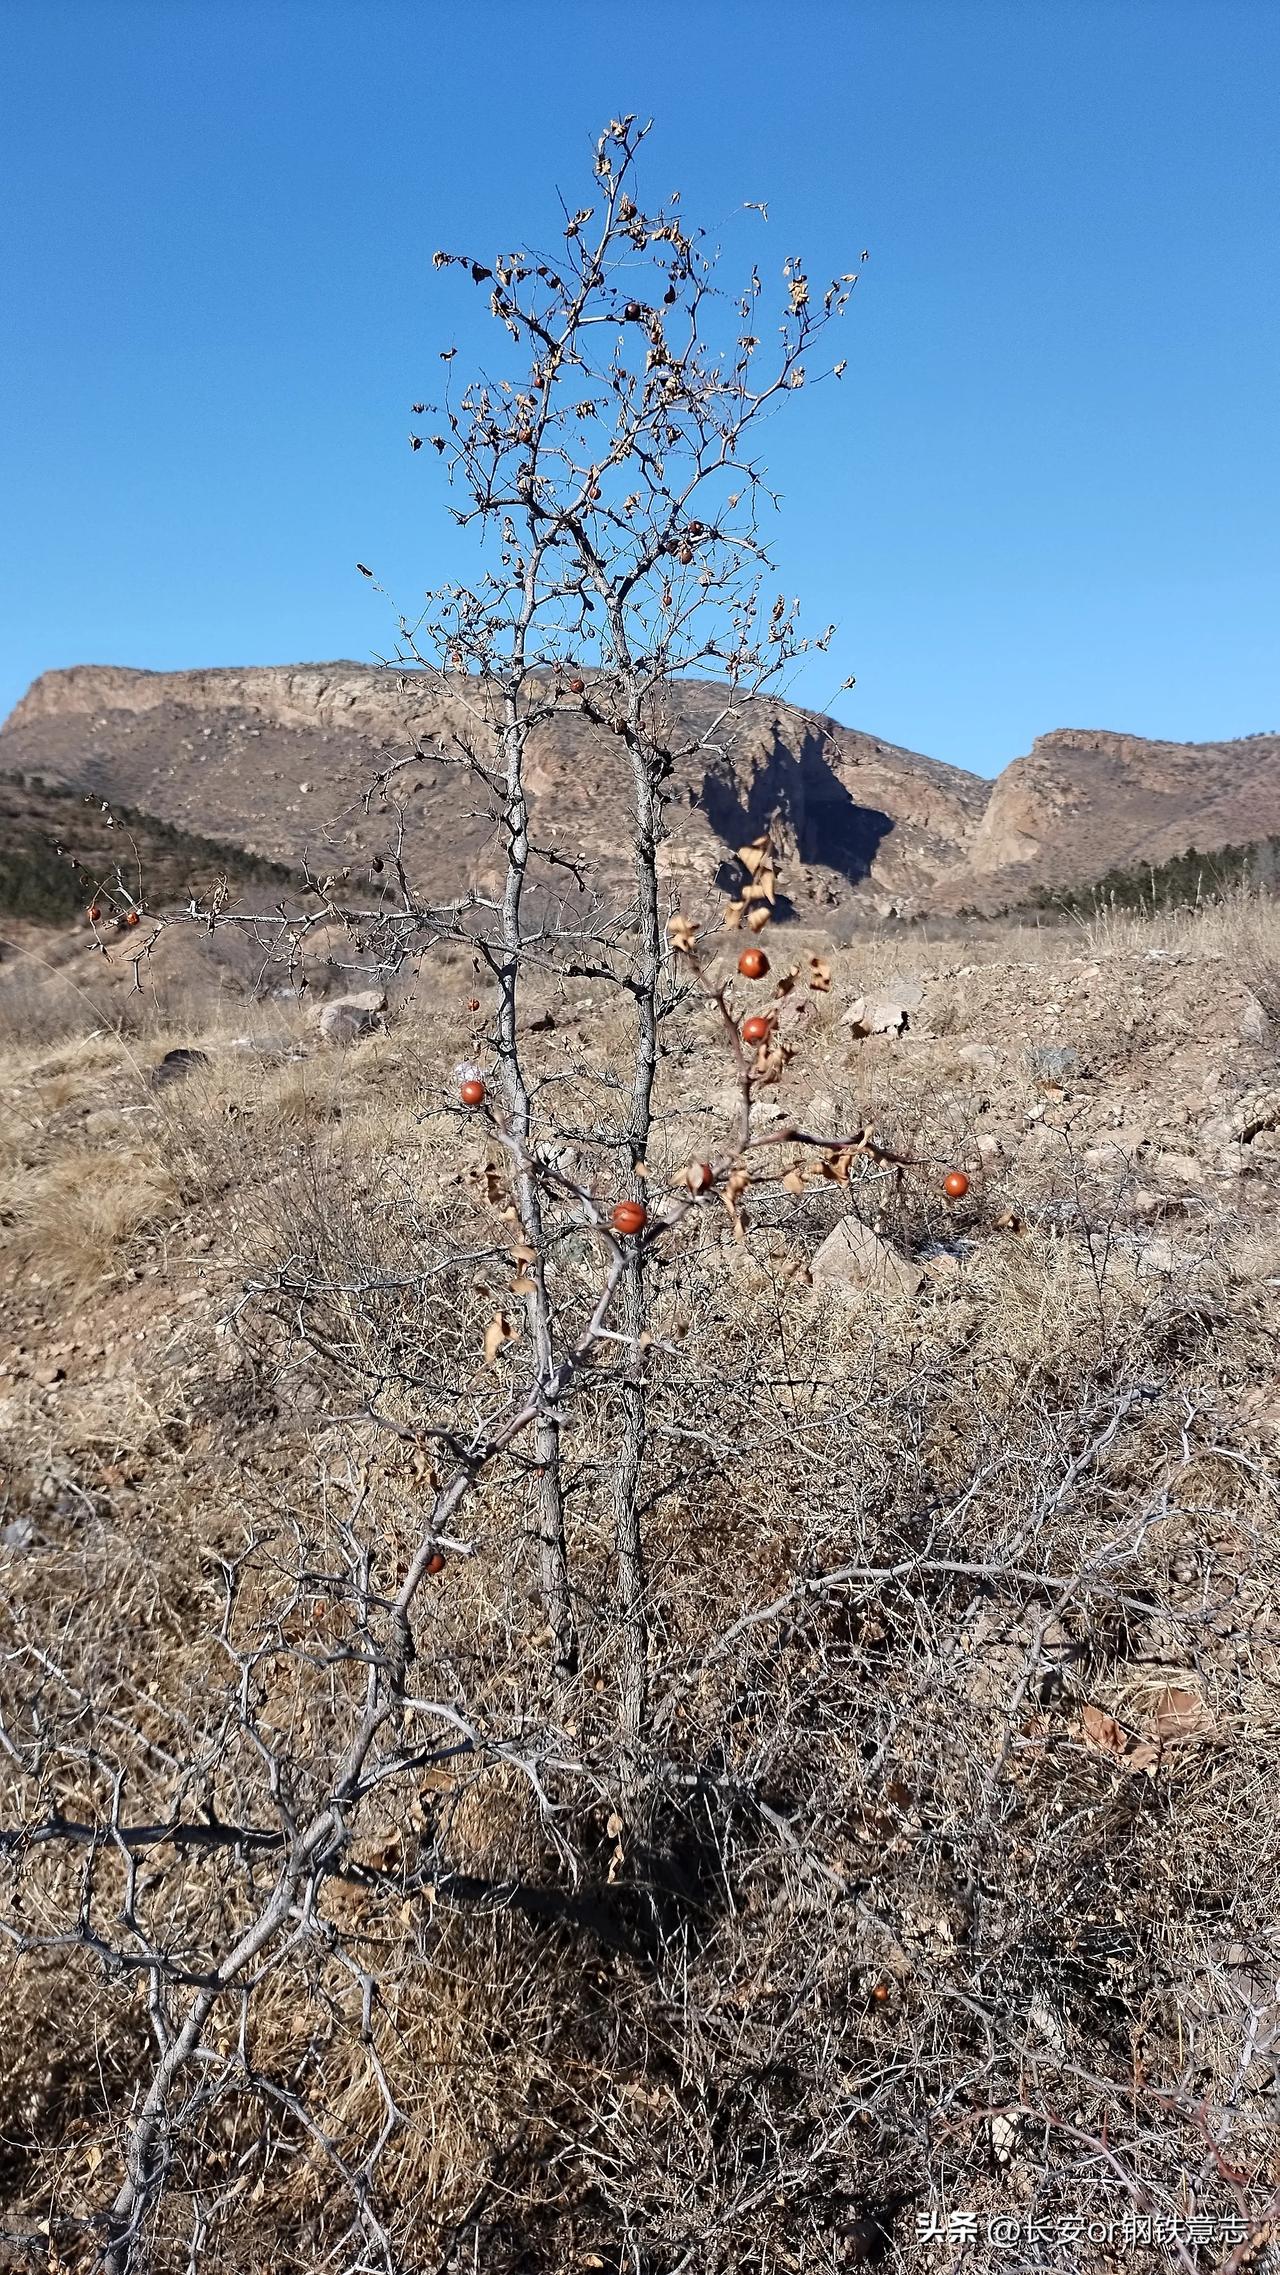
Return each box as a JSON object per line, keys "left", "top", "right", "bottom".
{"left": 2, "top": 890, "right": 1279, "bottom": 2269}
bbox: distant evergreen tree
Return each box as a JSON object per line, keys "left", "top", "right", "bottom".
{"left": 1030, "top": 833, "right": 1280, "bottom": 919}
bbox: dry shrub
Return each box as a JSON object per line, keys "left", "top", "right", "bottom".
{"left": 1, "top": 1146, "right": 179, "bottom": 1291}
{"left": 4, "top": 1084, "right": 1276, "bottom": 2273}
{"left": 1234, "top": 898, "right": 1280, "bottom": 1049}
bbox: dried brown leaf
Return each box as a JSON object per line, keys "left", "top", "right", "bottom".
{"left": 1150, "top": 1685, "right": 1215, "bottom": 1740}
{"left": 1081, "top": 1703, "right": 1127, "bottom": 1758}
{"left": 483, "top": 1312, "right": 518, "bottom": 1369}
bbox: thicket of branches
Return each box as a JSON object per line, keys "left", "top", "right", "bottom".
{"left": 2, "top": 118, "right": 1279, "bottom": 2275}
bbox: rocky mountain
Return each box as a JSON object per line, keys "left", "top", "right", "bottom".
{"left": 968, "top": 725, "right": 1280, "bottom": 898}
{"left": 2, "top": 663, "right": 1278, "bottom": 921}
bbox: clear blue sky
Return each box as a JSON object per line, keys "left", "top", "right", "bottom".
{"left": 1, "top": 0, "right": 1276, "bottom": 777}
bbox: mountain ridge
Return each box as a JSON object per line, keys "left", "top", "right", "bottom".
{"left": 3, "top": 663, "right": 1278, "bottom": 921}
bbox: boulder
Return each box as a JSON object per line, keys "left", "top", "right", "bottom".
{"left": 810, "top": 1214, "right": 924, "bottom": 1302}
{"left": 317, "top": 990, "right": 387, "bottom": 1045}
{"left": 842, "top": 978, "right": 924, "bottom": 1038}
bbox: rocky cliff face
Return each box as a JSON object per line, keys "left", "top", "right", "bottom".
{"left": 3, "top": 664, "right": 1279, "bottom": 918}
{"left": 968, "top": 726, "right": 1280, "bottom": 891}
{"left": 0, "top": 664, "right": 990, "bottom": 923}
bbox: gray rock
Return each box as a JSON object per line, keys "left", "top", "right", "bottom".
{"left": 317, "top": 989, "right": 387, "bottom": 1044}
{"left": 1150, "top": 1150, "right": 1203, "bottom": 1184}
{"left": 842, "top": 979, "right": 924, "bottom": 1038}
{"left": 810, "top": 1214, "right": 924, "bottom": 1301}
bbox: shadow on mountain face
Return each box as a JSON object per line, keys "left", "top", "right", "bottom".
{"left": 700, "top": 723, "right": 894, "bottom": 915}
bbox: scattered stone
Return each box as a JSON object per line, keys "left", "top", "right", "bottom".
{"left": 1136, "top": 1236, "right": 1190, "bottom": 1276}
{"left": 317, "top": 990, "right": 387, "bottom": 1044}
{"left": 842, "top": 978, "right": 923, "bottom": 1038}
{"left": 1133, "top": 1187, "right": 1200, "bottom": 1221}
{"left": 954, "top": 1041, "right": 998, "bottom": 1075}
{"left": 1150, "top": 1150, "right": 1203, "bottom": 1185}
{"left": 1241, "top": 999, "right": 1268, "bottom": 1044}
{"left": 810, "top": 1214, "right": 924, "bottom": 1301}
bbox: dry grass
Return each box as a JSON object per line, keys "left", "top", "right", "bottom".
{"left": 1, "top": 1145, "right": 179, "bottom": 1292}
{"left": 1, "top": 901, "right": 1279, "bottom": 2270}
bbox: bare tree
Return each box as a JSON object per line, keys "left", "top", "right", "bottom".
{"left": 0, "top": 116, "right": 869, "bottom": 2270}
{"left": 349, "top": 114, "right": 856, "bottom": 1790}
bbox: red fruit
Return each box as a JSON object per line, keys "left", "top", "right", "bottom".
{"left": 687, "top": 1162, "right": 714, "bottom": 1193}
{"left": 737, "top": 946, "right": 769, "bottom": 980}
{"left": 943, "top": 1170, "right": 970, "bottom": 1200}
{"left": 611, "top": 1200, "right": 648, "bottom": 1237}
{"left": 568, "top": 675, "right": 586, "bottom": 695}
{"left": 623, "top": 301, "right": 643, "bottom": 321}
{"left": 467, "top": 996, "right": 481, "bottom": 1012}
{"left": 125, "top": 910, "right": 141, "bottom": 927}
{"left": 677, "top": 543, "right": 694, "bottom": 565}
{"left": 87, "top": 905, "right": 102, "bottom": 923}
{"left": 460, "top": 1078, "right": 486, "bottom": 1107}
{"left": 741, "top": 1014, "right": 771, "bottom": 1046}
{"left": 426, "top": 1551, "right": 447, "bottom": 1577}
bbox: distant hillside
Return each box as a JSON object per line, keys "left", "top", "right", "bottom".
{"left": 967, "top": 724, "right": 1280, "bottom": 901}
{"left": 2, "top": 664, "right": 1279, "bottom": 919}
{"left": 0, "top": 772, "right": 295, "bottom": 925}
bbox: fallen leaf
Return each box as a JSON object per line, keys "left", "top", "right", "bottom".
{"left": 809, "top": 956, "right": 832, "bottom": 991}
{"left": 1081, "top": 1703, "right": 1127, "bottom": 1757}
{"left": 483, "top": 1312, "right": 518, "bottom": 1369}
{"left": 1151, "top": 1685, "right": 1215, "bottom": 1740}
{"left": 666, "top": 912, "right": 699, "bottom": 954}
